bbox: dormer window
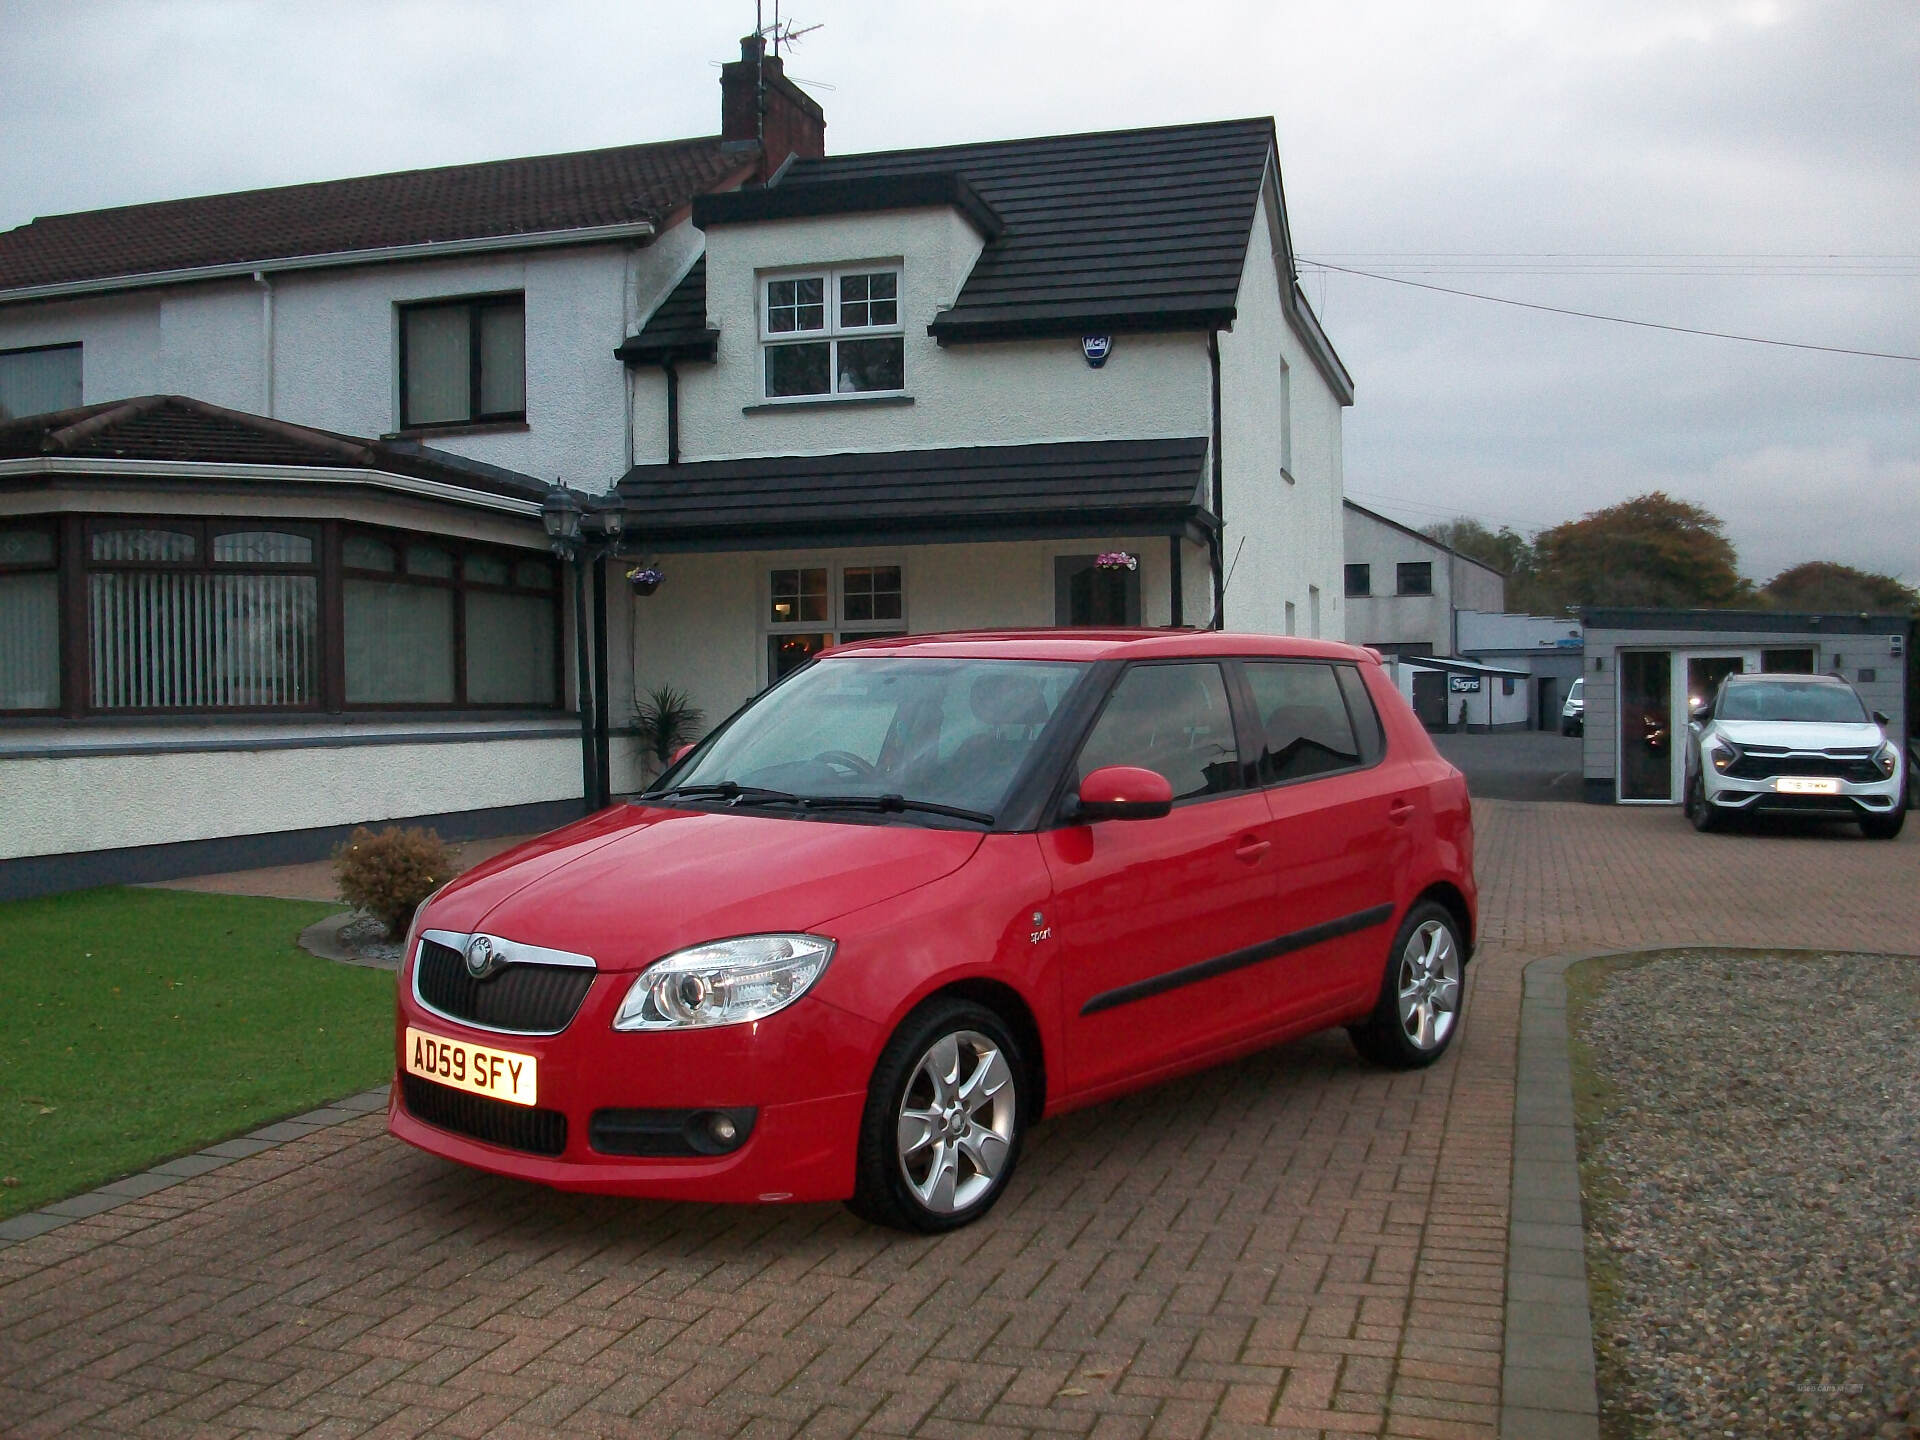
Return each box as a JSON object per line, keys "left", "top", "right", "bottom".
{"left": 761, "top": 266, "right": 903, "bottom": 399}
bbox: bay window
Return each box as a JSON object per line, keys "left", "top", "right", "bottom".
{"left": 0, "top": 524, "right": 60, "bottom": 711}
{"left": 0, "top": 517, "right": 559, "bottom": 717}
{"left": 761, "top": 267, "right": 904, "bottom": 400}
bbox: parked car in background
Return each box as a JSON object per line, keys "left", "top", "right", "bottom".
{"left": 1684, "top": 672, "right": 1905, "bottom": 838}
{"left": 1561, "top": 677, "right": 1585, "bottom": 736}
{"left": 390, "top": 631, "right": 1477, "bottom": 1231}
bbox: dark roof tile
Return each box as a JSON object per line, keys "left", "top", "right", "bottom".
{"left": 612, "top": 437, "right": 1212, "bottom": 547}
{"left": 0, "top": 138, "right": 750, "bottom": 292}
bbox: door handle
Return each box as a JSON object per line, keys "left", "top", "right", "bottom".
{"left": 1387, "top": 799, "right": 1415, "bottom": 825}
{"left": 1235, "top": 836, "right": 1271, "bottom": 862}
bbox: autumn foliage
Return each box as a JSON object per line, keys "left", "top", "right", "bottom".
{"left": 1526, "top": 492, "right": 1751, "bottom": 612}
{"left": 332, "top": 826, "right": 456, "bottom": 939}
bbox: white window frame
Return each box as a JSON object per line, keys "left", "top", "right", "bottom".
{"left": 758, "top": 264, "right": 905, "bottom": 402}
{"left": 761, "top": 556, "right": 909, "bottom": 685}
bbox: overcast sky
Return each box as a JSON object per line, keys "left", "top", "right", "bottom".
{"left": 5, "top": 0, "right": 1917, "bottom": 585}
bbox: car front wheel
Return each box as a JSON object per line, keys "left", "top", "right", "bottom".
{"left": 1349, "top": 902, "right": 1464, "bottom": 1069}
{"left": 1860, "top": 807, "right": 1905, "bottom": 840}
{"left": 1685, "top": 774, "right": 1721, "bottom": 832}
{"left": 848, "top": 999, "right": 1027, "bottom": 1232}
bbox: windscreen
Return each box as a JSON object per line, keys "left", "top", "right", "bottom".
{"left": 667, "top": 657, "right": 1089, "bottom": 818}
{"left": 1717, "top": 680, "right": 1868, "bottom": 724}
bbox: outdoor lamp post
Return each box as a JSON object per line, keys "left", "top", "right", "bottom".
{"left": 542, "top": 483, "right": 625, "bottom": 814}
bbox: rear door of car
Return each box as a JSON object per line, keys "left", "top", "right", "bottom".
{"left": 1040, "top": 659, "right": 1284, "bottom": 1097}
{"left": 1234, "top": 658, "right": 1407, "bottom": 1020}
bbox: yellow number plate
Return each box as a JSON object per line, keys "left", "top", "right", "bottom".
{"left": 404, "top": 1026, "right": 538, "bottom": 1107}
{"left": 1776, "top": 776, "right": 1840, "bottom": 795}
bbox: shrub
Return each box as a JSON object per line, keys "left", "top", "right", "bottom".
{"left": 634, "top": 684, "right": 706, "bottom": 772}
{"left": 332, "top": 826, "right": 456, "bottom": 938}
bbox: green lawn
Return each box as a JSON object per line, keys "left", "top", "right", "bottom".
{"left": 1, "top": 887, "right": 396, "bottom": 1218}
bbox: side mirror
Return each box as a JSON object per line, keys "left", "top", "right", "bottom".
{"left": 670, "top": 742, "right": 696, "bottom": 765}
{"left": 1689, "top": 702, "right": 1711, "bottom": 724}
{"left": 1074, "top": 765, "right": 1174, "bottom": 822}
{"left": 1872, "top": 710, "right": 1891, "bottom": 727}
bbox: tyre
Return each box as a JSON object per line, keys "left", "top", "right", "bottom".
{"left": 1860, "top": 807, "right": 1905, "bottom": 840}
{"left": 1686, "top": 775, "right": 1720, "bottom": 833}
{"left": 848, "top": 999, "right": 1027, "bottom": 1233}
{"left": 1349, "top": 902, "right": 1465, "bottom": 1070}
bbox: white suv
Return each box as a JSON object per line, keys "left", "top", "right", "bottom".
{"left": 1684, "top": 673, "right": 1905, "bottom": 838}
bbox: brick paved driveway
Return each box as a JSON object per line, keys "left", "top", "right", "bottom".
{"left": 4, "top": 802, "right": 1915, "bottom": 1439}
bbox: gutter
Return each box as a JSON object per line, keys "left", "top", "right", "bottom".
{"left": 1208, "top": 330, "right": 1225, "bottom": 630}
{"left": 0, "top": 456, "right": 544, "bottom": 517}
{"left": 0, "top": 220, "right": 658, "bottom": 306}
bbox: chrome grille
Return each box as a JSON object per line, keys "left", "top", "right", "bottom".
{"left": 415, "top": 938, "right": 596, "bottom": 1034}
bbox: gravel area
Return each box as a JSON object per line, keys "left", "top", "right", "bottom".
{"left": 1571, "top": 950, "right": 1920, "bottom": 1440}
{"left": 334, "top": 913, "right": 404, "bottom": 966}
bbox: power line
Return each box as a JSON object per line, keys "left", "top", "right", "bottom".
{"left": 1298, "top": 261, "right": 1920, "bottom": 362}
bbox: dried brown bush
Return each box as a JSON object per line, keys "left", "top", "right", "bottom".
{"left": 332, "top": 825, "right": 456, "bottom": 938}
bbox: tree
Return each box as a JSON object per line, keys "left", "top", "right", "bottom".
{"left": 1526, "top": 492, "right": 1751, "bottom": 612}
{"left": 1760, "top": 561, "right": 1919, "bottom": 616}
{"left": 1422, "top": 518, "right": 1532, "bottom": 577}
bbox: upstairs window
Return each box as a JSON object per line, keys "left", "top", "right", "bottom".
{"left": 399, "top": 294, "right": 525, "bottom": 430}
{"left": 0, "top": 343, "right": 82, "bottom": 422}
{"left": 1344, "top": 563, "right": 1371, "bottom": 598}
{"left": 1396, "top": 561, "right": 1433, "bottom": 596}
{"left": 761, "top": 267, "right": 904, "bottom": 399}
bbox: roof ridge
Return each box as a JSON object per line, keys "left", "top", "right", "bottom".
{"left": 794, "top": 116, "right": 1273, "bottom": 169}
{"left": 46, "top": 395, "right": 171, "bottom": 451}
{"left": 16, "top": 134, "right": 731, "bottom": 229}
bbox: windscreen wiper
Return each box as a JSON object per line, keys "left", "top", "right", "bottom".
{"left": 790, "top": 794, "right": 996, "bottom": 826}
{"left": 645, "top": 781, "right": 801, "bottom": 805}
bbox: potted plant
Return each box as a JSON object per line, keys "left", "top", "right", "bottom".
{"left": 626, "top": 565, "right": 664, "bottom": 597}
{"left": 1094, "top": 550, "right": 1139, "bottom": 572}
{"left": 634, "top": 684, "right": 705, "bottom": 778}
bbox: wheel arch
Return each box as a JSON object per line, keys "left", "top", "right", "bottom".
{"left": 1412, "top": 881, "right": 1475, "bottom": 961}
{"left": 911, "top": 977, "right": 1049, "bottom": 1121}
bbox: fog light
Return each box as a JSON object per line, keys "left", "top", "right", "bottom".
{"left": 709, "top": 1113, "right": 738, "bottom": 1145}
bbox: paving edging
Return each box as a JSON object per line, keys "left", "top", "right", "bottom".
{"left": 0, "top": 1086, "right": 390, "bottom": 1247}
{"left": 1501, "top": 952, "right": 1604, "bottom": 1440}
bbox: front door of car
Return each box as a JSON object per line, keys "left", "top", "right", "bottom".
{"left": 1239, "top": 659, "right": 1407, "bottom": 1020}
{"left": 1040, "top": 660, "right": 1283, "bottom": 1097}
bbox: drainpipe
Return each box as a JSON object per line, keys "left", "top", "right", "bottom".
{"left": 664, "top": 359, "right": 681, "bottom": 466}
{"left": 1207, "top": 330, "right": 1225, "bottom": 629}
{"left": 252, "top": 271, "right": 275, "bottom": 416}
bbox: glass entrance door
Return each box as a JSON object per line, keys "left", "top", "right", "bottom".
{"left": 1618, "top": 651, "right": 1672, "bottom": 800}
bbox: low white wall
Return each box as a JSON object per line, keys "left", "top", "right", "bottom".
{"left": 0, "top": 729, "right": 582, "bottom": 860}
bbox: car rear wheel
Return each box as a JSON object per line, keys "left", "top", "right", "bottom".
{"left": 1349, "top": 902, "right": 1464, "bottom": 1069}
{"left": 1860, "top": 807, "right": 1905, "bottom": 840}
{"left": 848, "top": 999, "right": 1026, "bottom": 1232}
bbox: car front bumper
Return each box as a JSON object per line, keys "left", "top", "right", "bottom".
{"left": 1701, "top": 770, "right": 1904, "bottom": 819}
{"left": 388, "top": 972, "right": 879, "bottom": 1204}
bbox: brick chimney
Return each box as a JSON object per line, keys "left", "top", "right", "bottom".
{"left": 720, "top": 33, "right": 826, "bottom": 183}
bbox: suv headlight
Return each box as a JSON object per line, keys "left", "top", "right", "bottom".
{"left": 1707, "top": 740, "right": 1738, "bottom": 773}
{"left": 1873, "top": 740, "right": 1899, "bottom": 779}
{"left": 612, "top": 934, "right": 835, "bottom": 1031}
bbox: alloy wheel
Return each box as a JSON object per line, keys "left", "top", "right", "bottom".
{"left": 1396, "top": 919, "right": 1461, "bottom": 1052}
{"left": 894, "top": 1029, "right": 1016, "bottom": 1214}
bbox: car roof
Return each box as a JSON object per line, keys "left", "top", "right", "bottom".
{"left": 818, "top": 628, "right": 1381, "bottom": 664}
{"left": 1724, "top": 672, "right": 1851, "bottom": 685}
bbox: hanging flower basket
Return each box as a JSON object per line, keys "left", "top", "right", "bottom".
{"left": 625, "top": 566, "right": 663, "bottom": 597}
{"left": 1094, "top": 551, "right": 1139, "bottom": 572}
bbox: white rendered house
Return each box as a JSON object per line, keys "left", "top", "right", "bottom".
{"left": 0, "top": 35, "right": 1352, "bottom": 897}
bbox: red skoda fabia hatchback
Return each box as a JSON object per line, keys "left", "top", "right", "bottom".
{"left": 391, "top": 631, "right": 1475, "bottom": 1231}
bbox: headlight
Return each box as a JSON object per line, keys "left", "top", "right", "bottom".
{"left": 1708, "top": 740, "right": 1738, "bottom": 773}
{"left": 612, "top": 934, "right": 835, "bottom": 1031}
{"left": 1873, "top": 740, "right": 1899, "bottom": 779}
